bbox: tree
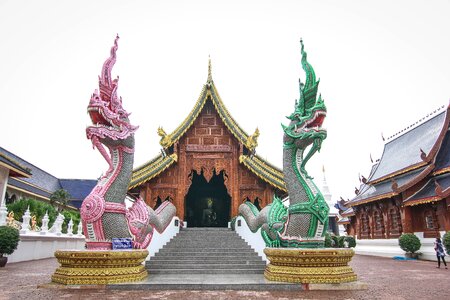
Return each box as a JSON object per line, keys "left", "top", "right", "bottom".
{"left": 50, "top": 189, "right": 71, "bottom": 213}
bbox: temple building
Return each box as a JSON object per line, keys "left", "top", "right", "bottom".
{"left": 0, "top": 147, "right": 96, "bottom": 210}
{"left": 338, "top": 104, "right": 450, "bottom": 239}
{"left": 128, "top": 61, "right": 286, "bottom": 227}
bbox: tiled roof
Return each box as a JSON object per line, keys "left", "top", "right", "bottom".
{"left": 0, "top": 148, "right": 31, "bottom": 177}
{"left": 129, "top": 154, "right": 177, "bottom": 189}
{"left": 349, "top": 166, "right": 426, "bottom": 206}
{"left": 1, "top": 147, "right": 61, "bottom": 194}
{"left": 404, "top": 173, "right": 450, "bottom": 206}
{"left": 369, "top": 110, "right": 446, "bottom": 183}
{"left": 239, "top": 154, "right": 286, "bottom": 192}
{"left": 7, "top": 177, "right": 52, "bottom": 200}
{"left": 2, "top": 146, "right": 96, "bottom": 205}
{"left": 157, "top": 81, "right": 250, "bottom": 149}
{"left": 59, "top": 179, "right": 97, "bottom": 208}
{"left": 434, "top": 128, "right": 450, "bottom": 174}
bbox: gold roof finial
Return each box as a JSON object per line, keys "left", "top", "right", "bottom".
{"left": 207, "top": 55, "right": 213, "bottom": 83}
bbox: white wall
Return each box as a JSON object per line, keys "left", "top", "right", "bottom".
{"left": 146, "top": 216, "right": 180, "bottom": 259}
{"left": 355, "top": 231, "right": 445, "bottom": 261}
{"left": 234, "top": 215, "right": 267, "bottom": 262}
{"left": 7, "top": 232, "right": 85, "bottom": 263}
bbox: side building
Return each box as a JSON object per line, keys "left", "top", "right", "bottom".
{"left": 0, "top": 147, "right": 97, "bottom": 211}
{"left": 340, "top": 104, "right": 450, "bottom": 242}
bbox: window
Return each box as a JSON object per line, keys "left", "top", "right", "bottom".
{"left": 425, "top": 215, "right": 435, "bottom": 229}
{"left": 374, "top": 211, "right": 383, "bottom": 231}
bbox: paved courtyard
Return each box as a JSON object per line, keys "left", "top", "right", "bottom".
{"left": 0, "top": 254, "right": 448, "bottom": 300}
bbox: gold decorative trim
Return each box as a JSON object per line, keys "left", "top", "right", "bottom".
{"left": 369, "top": 162, "right": 427, "bottom": 185}
{"left": 52, "top": 249, "right": 148, "bottom": 285}
{"left": 129, "top": 154, "right": 177, "bottom": 189}
{"left": 349, "top": 192, "right": 397, "bottom": 207}
{"left": 404, "top": 196, "right": 442, "bottom": 207}
{"left": 433, "top": 167, "right": 450, "bottom": 176}
{"left": 264, "top": 248, "right": 357, "bottom": 284}
{"left": 239, "top": 155, "right": 286, "bottom": 192}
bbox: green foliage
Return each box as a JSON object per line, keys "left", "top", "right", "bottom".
{"left": 324, "top": 233, "right": 355, "bottom": 248}
{"left": 443, "top": 231, "right": 450, "bottom": 254}
{"left": 344, "top": 236, "right": 357, "bottom": 248}
{"left": 324, "top": 232, "right": 332, "bottom": 248}
{"left": 50, "top": 189, "right": 71, "bottom": 213}
{"left": 0, "top": 226, "right": 20, "bottom": 256}
{"left": 399, "top": 233, "right": 421, "bottom": 253}
{"left": 6, "top": 198, "right": 80, "bottom": 234}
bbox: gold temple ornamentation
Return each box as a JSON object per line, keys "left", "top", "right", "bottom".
{"left": 264, "top": 248, "right": 357, "bottom": 284}
{"left": 52, "top": 249, "right": 149, "bottom": 285}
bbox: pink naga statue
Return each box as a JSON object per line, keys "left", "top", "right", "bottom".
{"left": 80, "top": 35, "right": 176, "bottom": 250}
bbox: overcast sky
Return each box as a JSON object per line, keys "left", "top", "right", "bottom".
{"left": 1, "top": 0, "right": 449, "bottom": 203}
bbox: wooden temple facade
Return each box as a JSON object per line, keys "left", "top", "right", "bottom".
{"left": 128, "top": 62, "right": 286, "bottom": 226}
{"left": 337, "top": 104, "right": 450, "bottom": 239}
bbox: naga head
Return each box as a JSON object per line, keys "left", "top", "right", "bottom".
{"left": 282, "top": 39, "right": 327, "bottom": 155}
{"left": 86, "top": 35, "right": 138, "bottom": 145}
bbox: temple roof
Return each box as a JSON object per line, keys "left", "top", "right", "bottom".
{"left": 1, "top": 146, "right": 95, "bottom": 208}
{"left": 239, "top": 154, "right": 286, "bottom": 192}
{"left": 434, "top": 129, "right": 450, "bottom": 175}
{"left": 130, "top": 62, "right": 285, "bottom": 191}
{"left": 59, "top": 179, "right": 98, "bottom": 208}
{"left": 129, "top": 153, "right": 177, "bottom": 190}
{"left": 347, "top": 104, "right": 450, "bottom": 207}
{"left": 403, "top": 173, "right": 450, "bottom": 206}
{"left": 369, "top": 109, "right": 446, "bottom": 184}
{"left": 348, "top": 166, "right": 426, "bottom": 206}
{"left": 157, "top": 62, "right": 250, "bottom": 149}
{"left": 0, "top": 147, "right": 31, "bottom": 177}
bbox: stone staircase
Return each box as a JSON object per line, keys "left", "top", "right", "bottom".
{"left": 146, "top": 228, "right": 266, "bottom": 274}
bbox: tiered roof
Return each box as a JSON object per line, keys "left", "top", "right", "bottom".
{"left": 347, "top": 104, "right": 450, "bottom": 208}
{"left": 129, "top": 61, "right": 286, "bottom": 192}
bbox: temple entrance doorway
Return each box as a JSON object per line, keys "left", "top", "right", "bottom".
{"left": 185, "top": 170, "right": 231, "bottom": 227}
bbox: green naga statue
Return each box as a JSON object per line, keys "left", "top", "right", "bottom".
{"left": 239, "top": 39, "right": 329, "bottom": 248}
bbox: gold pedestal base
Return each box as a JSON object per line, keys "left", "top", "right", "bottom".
{"left": 52, "top": 249, "right": 149, "bottom": 285}
{"left": 264, "top": 248, "right": 357, "bottom": 284}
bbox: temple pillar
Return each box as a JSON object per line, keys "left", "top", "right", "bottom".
{"left": 400, "top": 205, "right": 413, "bottom": 233}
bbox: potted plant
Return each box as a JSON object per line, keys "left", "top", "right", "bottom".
{"left": 344, "top": 236, "right": 357, "bottom": 248}
{"left": 443, "top": 231, "right": 450, "bottom": 254}
{"left": 398, "top": 233, "right": 421, "bottom": 259}
{"left": 0, "top": 225, "right": 20, "bottom": 267}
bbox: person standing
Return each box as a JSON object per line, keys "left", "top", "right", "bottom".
{"left": 434, "top": 238, "right": 447, "bottom": 269}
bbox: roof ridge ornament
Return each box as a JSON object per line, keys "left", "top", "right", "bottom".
{"left": 207, "top": 55, "right": 213, "bottom": 85}
{"left": 386, "top": 104, "right": 446, "bottom": 141}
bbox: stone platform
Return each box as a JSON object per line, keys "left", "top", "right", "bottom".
{"left": 42, "top": 273, "right": 367, "bottom": 291}
{"left": 52, "top": 249, "right": 148, "bottom": 285}
{"left": 264, "top": 248, "right": 357, "bottom": 283}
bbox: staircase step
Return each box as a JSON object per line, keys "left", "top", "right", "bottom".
{"left": 149, "top": 257, "right": 263, "bottom": 263}
{"left": 148, "top": 269, "right": 265, "bottom": 274}
{"left": 146, "top": 262, "right": 266, "bottom": 270}
{"left": 146, "top": 227, "right": 265, "bottom": 276}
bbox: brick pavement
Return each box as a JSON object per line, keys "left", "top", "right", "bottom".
{"left": 0, "top": 255, "right": 448, "bottom": 300}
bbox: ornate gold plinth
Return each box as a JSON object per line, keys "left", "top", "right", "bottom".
{"left": 264, "top": 248, "right": 357, "bottom": 284}
{"left": 52, "top": 249, "right": 148, "bottom": 285}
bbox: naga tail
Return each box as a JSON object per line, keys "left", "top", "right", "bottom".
{"left": 238, "top": 197, "right": 288, "bottom": 247}
{"left": 126, "top": 197, "right": 176, "bottom": 249}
